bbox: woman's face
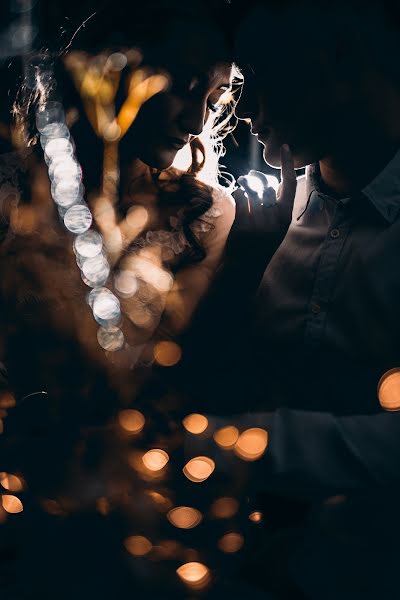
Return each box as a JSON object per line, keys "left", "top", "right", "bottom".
{"left": 123, "top": 60, "right": 233, "bottom": 170}
{"left": 119, "top": 20, "right": 233, "bottom": 169}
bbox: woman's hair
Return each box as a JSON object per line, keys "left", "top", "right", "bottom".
{"left": 12, "top": 0, "right": 239, "bottom": 263}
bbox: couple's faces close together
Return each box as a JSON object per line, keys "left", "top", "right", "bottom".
{"left": 85, "top": 4, "right": 367, "bottom": 172}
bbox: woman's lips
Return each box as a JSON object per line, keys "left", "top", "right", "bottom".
{"left": 255, "top": 128, "right": 271, "bottom": 142}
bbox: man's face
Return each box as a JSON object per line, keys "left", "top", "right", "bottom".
{"left": 234, "top": 5, "right": 350, "bottom": 169}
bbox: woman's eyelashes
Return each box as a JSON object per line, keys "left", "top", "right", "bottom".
{"left": 207, "top": 85, "right": 231, "bottom": 113}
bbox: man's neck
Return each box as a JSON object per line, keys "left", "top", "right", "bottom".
{"left": 319, "top": 137, "right": 400, "bottom": 199}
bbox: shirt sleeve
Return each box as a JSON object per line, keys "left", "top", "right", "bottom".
{"left": 187, "top": 407, "right": 400, "bottom": 500}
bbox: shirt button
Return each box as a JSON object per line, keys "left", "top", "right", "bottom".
{"left": 330, "top": 228, "right": 340, "bottom": 238}
{"left": 311, "top": 302, "right": 321, "bottom": 315}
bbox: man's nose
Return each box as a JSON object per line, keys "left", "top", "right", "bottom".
{"left": 178, "top": 97, "right": 207, "bottom": 137}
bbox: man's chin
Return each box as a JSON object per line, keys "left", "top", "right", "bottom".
{"left": 262, "top": 146, "right": 282, "bottom": 169}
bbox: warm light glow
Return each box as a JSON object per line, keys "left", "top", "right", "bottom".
{"left": 118, "top": 409, "right": 145, "bottom": 434}
{"left": 183, "top": 414, "right": 208, "bottom": 435}
{"left": 124, "top": 535, "right": 152, "bottom": 556}
{"left": 145, "top": 490, "right": 173, "bottom": 511}
{"left": 167, "top": 506, "right": 202, "bottom": 529}
{"left": 142, "top": 449, "right": 169, "bottom": 471}
{"left": 183, "top": 457, "right": 215, "bottom": 483}
{"left": 249, "top": 511, "right": 263, "bottom": 523}
{"left": 378, "top": 368, "right": 400, "bottom": 410}
{"left": 213, "top": 425, "right": 239, "bottom": 449}
{"left": 218, "top": 532, "right": 244, "bottom": 553}
{"left": 0, "top": 393, "right": 16, "bottom": 409}
{"left": 154, "top": 341, "right": 182, "bottom": 367}
{"left": 210, "top": 497, "right": 239, "bottom": 519}
{"left": 2, "top": 495, "right": 23, "bottom": 514}
{"left": 234, "top": 428, "right": 268, "bottom": 461}
{"left": 0, "top": 473, "right": 24, "bottom": 492}
{"left": 176, "top": 562, "right": 210, "bottom": 588}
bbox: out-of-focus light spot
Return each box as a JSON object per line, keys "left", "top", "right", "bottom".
{"left": 107, "top": 52, "right": 128, "bottom": 71}
{"left": 249, "top": 511, "right": 263, "bottom": 523}
{"left": 242, "top": 173, "right": 265, "bottom": 199}
{"left": 92, "top": 289, "right": 121, "bottom": 326}
{"left": 154, "top": 341, "right": 182, "bottom": 367}
{"left": 176, "top": 562, "right": 210, "bottom": 588}
{"left": 126, "top": 205, "right": 149, "bottom": 230}
{"left": 0, "top": 473, "right": 23, "bottom": 492}
{"left": 142, "top": 449, "right": 169, "bottom": 471}
{"left": 183, "top": 457, "right": 215, "bottom": 483}
{"left": 96, "top": 497, "right": 111, "bottom": 515}
{"left": 2, "top": 495, "right": 23, "bottom": 514}
{"left": 0, "top": 419, "right": 3, "bottom": 434}
{"left": 378, "top": 368, "right": 400, "bottom": 410}
{"left": 213, "top": 425, "right": 239, "bottom": 449}
{"left": 234, "top": 428, "right": 268, "bottom": 461}
{"left": 118, "top": 409, "right": 145, "bottom": 434}
{"left": 145, "top": 490, "right": 173, "bottom": 511}
{"left": 114, "top": 270, "right": 138, "bottom": 298}
{"left": 218, "top": 532, "right": 244, "bottom": 553}
{"left": 210, "top": 497, "right": 239, "bottom": 519}
{"left": 41, "top": 498, "right": 65, "bottom": 516}
{"left": 183, "top": 414, "right": 208, "bottom": 435}
{"left": 102, "top": 121, "right": 122, "bottom": 142}
{"left": 152, "top": 539, "right": 182, "bottom": 559}
{"left": 97, "top": 326, "right": 125, "bottom": 352}
{"left": 167, "top": 507, "right": 202, "bottom": 529}
{"left": 64, "top": 204, "right": 92, "bottom": 235}
{"left": 0, "top": 393, "right": 16, "bottom": 409}
{"left": 124, "top": 535, "right": 152, "bottom": 556}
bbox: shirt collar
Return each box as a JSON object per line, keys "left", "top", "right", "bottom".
{"left": 306, "top": 147, "right": 400, "bottom": 223}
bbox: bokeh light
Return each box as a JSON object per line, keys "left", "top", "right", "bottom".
{"left": 210, "top": 497, "right": 239, "bottom": 519}
{"left": 124, "top": 535, "right": 152, "bottom": 556}
{"left": 213, "top": 425, "right": 239, "bottom": 449}
{"left": 2, "top": 495, "right": 23, "bottom": 514}
{"left": 183, "top": 457, "right": 215, "bottom": 483}
{"left": 234, "top": 428, "right": 268, "bottom": 461}
{"left": 154, "top": 341, "right": 182, "bottom": 367}
{"left": 249, "top": 511, "right": 263, "bottom": 523}
{"left": 0, "top": 473, "right": 24, "bottom": 492}
{"left": 167, "top": 507, "right": 203, "bottom": 529}
{"left": 176, "top": 562, "right": 210, "bottom": 589}
{"left": 182, "top": 414, "right": 208, "bottom": 434}
{"left": 142, "top": 449, "right": 169, "bottom": 471}
{"left": 378, "top": 368, "right": 400, "bottom": 410}
{"left": 118, "top": 409, "right": 145, "bottom": 434}
{"left": 218, "top": 532, "right": 244, "bottom": 553}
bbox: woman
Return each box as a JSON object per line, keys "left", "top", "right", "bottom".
{"left": 1, "top": 0, "right": 240, "bottom": 391}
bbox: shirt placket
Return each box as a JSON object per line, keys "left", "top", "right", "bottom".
{"left": 304, "top": 198, "right": 350, "bottom": 347}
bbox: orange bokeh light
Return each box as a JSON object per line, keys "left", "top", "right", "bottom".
{"left": 2, "top": 495, "right": 23, "bottom": 514}
{"left": 167, "top": 506, "right": 202, "bottom": 529}
{"left": 0, "top": 473, "right": 23, "bottom": 492}
{"left": 234, "top": 428, "right": 268, "bottom": 461}
{"left": 176, "top": 562, "right": 210, "bottom": 588}
{"left": 142, "top": 449, "right": 169, "bottom": 471}
{"left": 213, "top": 425, "right": 239, "bottom": 449}
{"left": 182, "top": 414, "right": 208, "bottom": 435}
{"left": 218, "top": 532, "right": 244, "bottom": 553}
{"left": 378, "top": 368, "right": 400, "bottom": 411}
{"left": 124, "top": 535, "right": 152, "bottom": 556}
{"left": 249, "top": 511, "right": 263, "bottom": 523}
{"left": 154, "top": 341, "right": 182, "bottom": 367}
{"left": 210, "top": 497, "right": 239, "bottom": 519}
{"left": 183, "top": 457, "right": 215, "bottom": 483}
{"left": 118, "top": 409, "right": 145, "bottom": 434}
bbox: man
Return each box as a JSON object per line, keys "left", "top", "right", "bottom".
{"left": 185, "top": 0, "right": 400, "bottom": 597}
